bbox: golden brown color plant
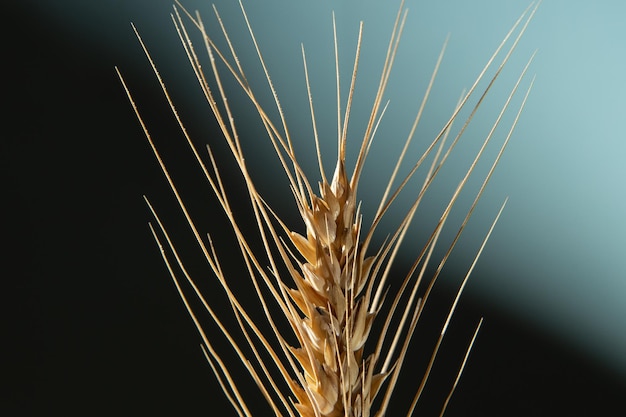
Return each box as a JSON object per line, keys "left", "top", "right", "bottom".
{"left": 116, "top": 1, "right": 538, "bottom": 415}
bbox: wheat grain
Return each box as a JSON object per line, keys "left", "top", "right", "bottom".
{"left": 116, "top": 1, "right": 538, "bottom": 415}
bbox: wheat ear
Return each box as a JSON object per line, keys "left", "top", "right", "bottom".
{"left": 116, "top": 1, "right": 538, "bottom": 415}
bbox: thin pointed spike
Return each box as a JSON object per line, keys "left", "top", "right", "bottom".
{"left": 190, "top": 4, "right": 315, "bottom": 209}
{"left": 340, "top": 21, "right": 364, "bottom": 162}
{"left": 422, "top": 56, "right": 537, "bottom": 303}
{"left": 333, "top": 11, "right": 341, "bottom": 157}
{"left": 351, "top": 6, "right": 409, "bottom": 192}
{"left": 237, "top": 0, "right": 291, "bottom": 152}
{"left": 211, "top": 4, "right": 249, "bottom": 86}
{"left": 301, "top": 44, "right": 327, "bottom": 185}
{"left": 410, "top": 199, "right": 508, "bottom": 412}
{"left": 236, "top": 0, "right": 309, "bottom": 203}
{"left": 379, "top": 219, "right": 444, "bottom": 373}
{"left": 146, "top": 222, "right": 254, "bottom": 417}
{"left": 199, "top": 344, "right": 246, "bottom": 417}
{"left": 378, "top": 61, "right": 534, "bottom": 385}
{"left": 364, "top": 1, "right": 538, "bottom": 247}
{"left": 370, "top": 89, "right": 462, "bottom": 313}
{"left": 436, "top": 318, "right": 484, "bottom": 417}
{"left": 120, "top": 62, "right": 305, "bottom": 412}
{"left": 375, "top": 34, "right": 450, "bottom": 218}
{"left": 146, "top": 200, "right": 290, "bottom": 415}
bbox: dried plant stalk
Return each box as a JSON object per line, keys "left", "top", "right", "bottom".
{"left": 116, "top": 1, "right": 538, "bottom": 415}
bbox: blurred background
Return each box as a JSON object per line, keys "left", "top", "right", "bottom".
{"left": 4, "top": 0, "right": 625, "bottom": 415}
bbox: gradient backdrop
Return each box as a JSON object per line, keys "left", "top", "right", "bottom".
{"left": 5, "top": 0, "right": 625, "bottom": 415}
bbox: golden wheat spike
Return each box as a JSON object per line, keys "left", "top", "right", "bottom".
{"left": 118, "top": 1, "right": 538, "bottom": 415}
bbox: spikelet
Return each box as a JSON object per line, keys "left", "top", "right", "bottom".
{"left": 116, "top": 1, "right": 538, "bottom": 415}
